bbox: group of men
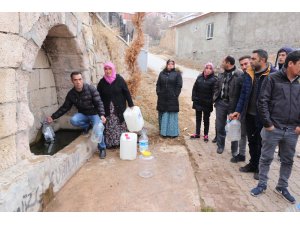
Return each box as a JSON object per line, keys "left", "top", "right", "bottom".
{"left": 213, "top": 47, "right": 300, "bottom": 204}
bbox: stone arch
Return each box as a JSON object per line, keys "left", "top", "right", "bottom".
{"left": 17, "top": 13, "right": 90, "bottom": 161}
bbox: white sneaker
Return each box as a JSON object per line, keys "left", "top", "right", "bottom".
{"left": 275, "top": 147, "right": 279, "bottom": 153}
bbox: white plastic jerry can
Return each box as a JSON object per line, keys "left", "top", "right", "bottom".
{"left": 120, "top": 132, "right": 137, "bottom": 160}
{"left": 123, "top": 106, "right": 144, "bottom": 132}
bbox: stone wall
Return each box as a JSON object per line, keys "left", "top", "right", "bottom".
{"left": 0, "top": 12, "right": 128, "bottom": 211}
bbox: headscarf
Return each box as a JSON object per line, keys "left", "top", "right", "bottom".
{"left": 103, "top": 62, "right": 117, "bottom": 84}
{"left": 203, "top": 62, "right": 214, "bottom": 78}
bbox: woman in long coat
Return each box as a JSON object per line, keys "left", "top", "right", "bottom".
{"left": 156, "top": 59, "right": 182, "bottom": 137}
{"left": 97, "top": 62, "right": 134, "bottom": 148}
{"left": 191, "top": 62, "right": 217, "bottom": 142}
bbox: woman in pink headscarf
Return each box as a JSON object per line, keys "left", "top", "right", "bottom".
{"left": 97, "top": 62, "right": 134, "bottom": 151}
{"left": 190, "top": 62, "right": 217, "bottom": 142}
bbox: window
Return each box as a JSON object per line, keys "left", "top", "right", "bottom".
{"left": 206, "top": 23, "right": 214, "bottom": 40}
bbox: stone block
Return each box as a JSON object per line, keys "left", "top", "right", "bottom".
{"left": 0, "top": 33, "right": 27, "bottom": 68}
{"left": 73, "top": 12, "right": 90, "bottom": 26}
{"left": 16, "top": 130, "right": 32, "bottom": 161}
{"left": 38, "top": 88, "right": 53, "bottom": 108}
{"left": 0, "top": 69, "right": 17, "bottom": 103}
{"left": 28, "top": 70, "right": 40, "bottom": 92}
{"left": 65, "top": 13, "right": 79, "bottom": 38}
{"left": 50, "top": 87, "right": 58, "bottom": 105}
{"left": 17, "top": 102, "right": 34, "bottom": 132}
{"left": 33, "top": 49, "right": 50, "bottom": 69}
{"left": 20, "top": 13, "right": 41, "bottom": 35}
{"left": 0, "top": 103, "right": 17, "bottom": 138}
{"left": 82, "top": 25, "right": 94, "bottom": 47}
{"left": 21, "top": 40, "right": 40, "bottom": 71}
{"left": 16, "top": 70, "right": 30, "bottom": 102}
{"left": 0, "top": 12, "right": 19, "bottom": 33}
{"left": 39, "top": 69, "right": 55, "bottom": 88}
{"left": 0, "top": 135, "right": 17, "bottom": 172}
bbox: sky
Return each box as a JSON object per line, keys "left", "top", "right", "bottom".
{"left": 1, "top": 0, "right": 300, "bottom": 224}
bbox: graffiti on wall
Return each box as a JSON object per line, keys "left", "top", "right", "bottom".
{"left": 14, "top": 152, "right": 80, "bottom": 211}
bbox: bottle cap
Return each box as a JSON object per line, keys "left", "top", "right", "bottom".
{"left": 142, "top": 151, "right": 152, "bottom": 157}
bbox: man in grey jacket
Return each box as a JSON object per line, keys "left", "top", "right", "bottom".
{"left": 213, "top": 55, "right": 243, "bottom": 155}
{"left": 250, "top": 50, "right": 300, "bottom": 204}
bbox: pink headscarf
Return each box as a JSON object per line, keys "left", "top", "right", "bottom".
{"left": 203, "top": 62, "right": 214, "bottom": 78}
{"left": 103, "top": 62, "right": 117, "bottom": 84}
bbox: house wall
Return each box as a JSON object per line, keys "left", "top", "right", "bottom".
{"left": 173, "top": 12, "right": 300, "bottom": 69}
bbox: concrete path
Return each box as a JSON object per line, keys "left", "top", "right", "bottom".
{"left": 45, "top": 143, "right": 200, "bottom": 211}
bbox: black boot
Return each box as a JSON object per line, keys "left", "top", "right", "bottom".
{"left": 212, "top": 136, "right": 217, "bottom": 143}
{"left": 99, "top": 149, "right": 106, "bottom": 159}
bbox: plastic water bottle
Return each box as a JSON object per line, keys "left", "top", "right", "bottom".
{"left": 226, "top": 119, "right": 241, "bottom": 141}
{"left": 285, "top": 202, "right": 300, "bottom": 212}
{"left": 42, "top": 121, "right": 55, "bottom": 143}
{"left": 139, "top": 151, "right": 154, "bottom": 178}
{"left": 91, "top": 122, "right": 104, "bottom": 143}
{"left": 139, "top": 128, "right": 149, "bottom": 152}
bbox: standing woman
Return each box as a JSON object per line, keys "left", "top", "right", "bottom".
{"left": 156, "top": 59, "right": 183, "bottom": 138}
{"left": 191, "top": 62, "right": 217, "bottom": 142}
{"left": 97, "top": 62, "right": 134, "bottom": 149}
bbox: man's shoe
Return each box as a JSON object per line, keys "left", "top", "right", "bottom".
{"left": 230, "top": 154, "right": 246, "bottom": 163}
{"left": 253, "top": 171, "right": 259, "bottom": 180}
{"left": 217, "top": 147, "right": 224, "bottom": 154}
{"left": 275, "top": 186, "right": 296, "bottom": 204}
{"left": 251, "top": 184, "right": 267, "bottom": 197}
{"left": 239, "top": 163, "right": 256, "bottom": 173}
{"left": 212, "top": 137, "right": 217, "bottom": 143}
{"left": 99, "top": 149, "right": 106, "bottom": 159}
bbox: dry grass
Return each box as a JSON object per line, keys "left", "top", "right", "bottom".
{"left": 135, "top": 69, "right": 194, "bottom": 147}
{"left": 150, "top": 47, "right": 202, "bottom": 71}
{"left": 92, "top": 16, "right": 124, "bottom": 72}
{"left": 125, "top": 12, "right": 146, "bottom": 98}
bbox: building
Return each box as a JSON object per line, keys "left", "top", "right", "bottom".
{"left": 169, "top": 12, "right": 300, "bottom": 67}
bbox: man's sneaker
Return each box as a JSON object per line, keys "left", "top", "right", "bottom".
{"left": 212, "top": 136, "right": 217, "bottom": 143}
{"left": 190, "top": 133, "right": 200, "bottom": 139}
{"left": 204, "top": 135, "right": 209, "bottom": 142}
{"left": 275, "top": 186, "right": 296, "bottom": 204}
{"left": 239, "top": 163, "right": 256, "bottom": 173}
{"left": 275, "top": 147, "right": 279, "bottom": 153}
{"left": 230, "top": 154, "right": 246, "bottom": 163}
{"left": 99, "top": 148, "right": 106, "bottom": 159}
{"left": 251, "top": 184, "right": 267, "bottom": 197}
{"left": 217, "top": 147, "right": 224, "bottom": 154}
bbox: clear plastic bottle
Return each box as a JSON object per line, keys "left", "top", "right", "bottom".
{"left": 91, "top": 122, "right": 104, "bottom": 143}
{"left": 285, "top": 202, "right": 300, "bottom": 212}
{"left": 42, "top": 121, "right": 55, "bottom": 143}
{"left": 139, "top": 151, "right": 154, "bottom": 178}
{"left": 226, "top": 119, "right": 241, "bottom": 141}
{"left": 139, "top": 128, "right": 149, "bottom": 152}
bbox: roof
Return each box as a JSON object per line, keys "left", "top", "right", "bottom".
{"left": 170, "top": 12, "right": 216, "bottom": 28}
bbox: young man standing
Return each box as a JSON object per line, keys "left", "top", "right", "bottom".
{"left": 250, "top": 50, "right": 300, "bottom": 204}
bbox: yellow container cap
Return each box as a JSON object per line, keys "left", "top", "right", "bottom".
{"left": 141, "top": 151, "right": 152, "bottom": 157}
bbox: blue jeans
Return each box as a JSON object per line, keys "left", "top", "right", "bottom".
{"left": 70, "top": 113, "right": 106, "bottom": 150}
{"left": 259, "top": 127, "right": 298, "bottom": 188}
